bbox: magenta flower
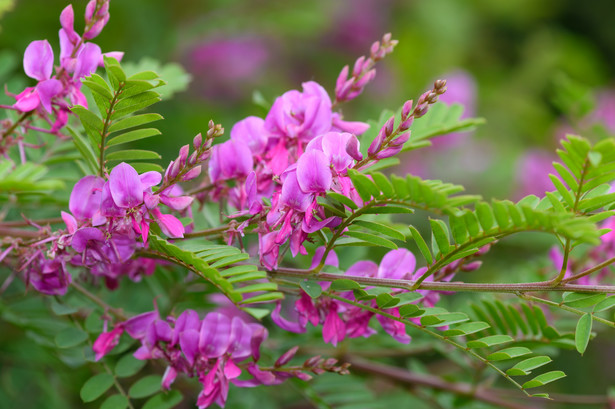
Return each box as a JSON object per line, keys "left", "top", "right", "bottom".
{"left": 265, "top": 81, "right": 332, "bottom": 143}
{"left": 209, "top": 140, "right": 254, "bottom": 184}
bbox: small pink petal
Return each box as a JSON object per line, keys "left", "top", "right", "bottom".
{"left": 24, "top": 40, "right": 53, "bottom": 81}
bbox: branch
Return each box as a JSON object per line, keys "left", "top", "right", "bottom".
{"left": 347, "top": 357, "right": 539, "bottom": 409}
{"left": 267, "top": 268, "right": 615, "bottom": 294}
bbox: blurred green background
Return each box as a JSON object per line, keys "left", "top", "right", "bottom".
{"left": 1, "top": 0, "right": 615, "bottom": 408}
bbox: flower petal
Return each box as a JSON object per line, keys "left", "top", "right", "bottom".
{"left": 296, "top": 149, "right": 332, "bottom": 193}
{"left": 109, "top": 163, "right": 143, "bottom": 208}
{"left": 24, "top": 40, "right": 53, "bottom": 81}
{"left": 69, "top": 175, "right": 104, "bottom": 220}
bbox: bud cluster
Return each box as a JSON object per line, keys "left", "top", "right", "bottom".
{"left": 335, "top": 33, "right": 398, "bottom": 104}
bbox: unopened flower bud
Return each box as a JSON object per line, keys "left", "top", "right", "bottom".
{"left": 178, "top": 144, "right": 189, "bottom": 167}
{"left": 345, "top": 135, "right": 363, "bottom": 161}
{"left": 188, "top": 151, "right": 198, "bottom": 166}
{"left": 402, "top": 100, "right": 413, "bottom": 120}
{"left": 353, "top": 56, "right": 366, "bottom": 77}
{"left": 383, "top": 115, "right": 395, "bottom": 136}
{"left": 295, "top": 372, "right": 313, "bottom": 381}
{"left": 376, "top": 145, "right": 402, "bottom": 159}
{"left": 83, "top": 15, "right": 108, "bottom": 40}
{"left": 192, "top": 133, "right": 202, "bottom": 150}
{"left": 390, "top": 132, "right": 410, "bottom": 147}
{"left": 355, "top": 68, "right": 376, "bottom": 88}
{"left": 303, "top": 355, "right": 322, "bottom": 368}
{"left": 461, "top": 261, "right": 482, "bottom": 272}
{"left": 399, "top": 117, "right": 414, "bottom": 131}
{"left": 382, "top": 33, "right": 392, "bottom": 44}
{"left": 414, "top": 105, "right": 428, "bottom": 118}
{"left": 169, "top": 158, "right": 181, "bottom": 179}
{"left": 336, "top": 65, "right": 349, "bottom": 93}
{"left": 181, "top": 165, "right": 202, "bottom": 181}
{"left": 427, "top": 92, "right": 438, "bottom": 104}
{"left": 85, "top": 0, "right": 96, "bottom": 21}
{"left": 368, "top": 128, "right": 386, "bottom": 156}
{"left": 324, "top": 358, "right": 338, "bottom": 367}
{"left": 97, "top": 1, "right": 110, "bottom": 17}
{"left": 275, "top": 346, "right": 299, "bottom": 367}
{"left": 434, "top": 79, "right": 447, "bottom": 92}
{"left": 370, "top": 41, "right": 380, "bottom": 56}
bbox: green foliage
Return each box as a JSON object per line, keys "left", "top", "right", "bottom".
{"left": 574, "top": 313, "right": 592, "bottom": 355}
{"left": 128, "top": 374, "right": 162, "bottom": 399}
{"left": 80, "top": 373, "right": 115, "bottom": 402}
{"left": 70, "top": 57, "right": 166, "bottom": 176}
{"left": 550, "top": 135, "right": 615, "bottom": 215}
{"left": 0, "top": 161, "right": 64, "bottom": 196}
{"left": 148, "top": 235, "right": 282, "bottom": 309}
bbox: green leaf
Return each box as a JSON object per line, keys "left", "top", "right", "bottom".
{"left": 348, "top": 169, "right": 381, "bottom": 202}
{"left": 131, "top": 162, "right": 164, "bottom": 173}
{"left": 300, "top": 280, "right": 323, "bottom": 298}
{"left": 522, "top": 371, "right": 566, "bottom": 389}
{"left": 330, "top": 279, "right": 361, "bottom": 291}
{"left": 475, "top": 202, "right": 496, "bottom": 231}
{"left": 327, "top": 192, "right": 358, "bottom": 210}
{"left": 563, "top": 292, "right": 607, "bottom": 308}
{"left": 429, "top": 218, "right": 451, "bottom": 256}
{"left": 67, "top": 127, "right": 99, "bottom": 173}
{"left": 129, "top": 375, "right": 162, "bottom": 399}
{"left": 507, "top": 356, "right": 552, "bottom": 376}
{"left": 370, "top": 171, "right": 395, "bottom": 197}
{"left": 115, "top": 354, "right": 147, "bottom": 378}
{"left": 361, "top": 205, "right": 414, "bottom": 214}
{"left": 466, "top": 335, "right": 513, "bottom": 349}
{"left": 575, "top": 313, "right": 592, "bottom": 355}
{"left": 409, "top": 226, "right": 433, "bottom": 264}
{"left": 404, "top": 102, "right": 485, "bottom": 145}
{"left": 235, "top": 282, "right": 277, "bottom": 294}
{"left": 108, "top": 113, "right": 164, "bottom": 133}
{"left": 107, "top": 149, "right": 161, "bottom": 161}
{"left": 82, "top": 79, "right": 113, "bottom": 99}
{"left": 100, "top": 394, "right": 129, "bottom": 409}
{"left": 487, "top": 347, "right": 532, "bottom": 361}
{"left": 443, "top": 321, "right": 490, "bottom": 337}
{"left": 107, "top": 128, "right": 161, "bottom": 146}
{"left": 594, "top": 295, "right": 615, "bottom": 312}
{"left": 376, "top": 293, "right": 400, "bottom": 309}
{"left": 421, "top": 312, "right": 469, "bottom": 327}
{"left": 354, "top": 220, "right": 406, "bottom": 241}
{"left": 395, "top": 292, "right": 423, "bottom": 306}
{"left": 80, "top": 373, "right": 115, "bottom": 402}
{"left": 142, "top": 391, "right": 183, "bottom": 409}
{"left": 398, "top": 304, "right": 424, "bottom": 318}
{"left": 239, "top": 292, "right": 284, "bottom": 304}
{"left": 55, "top": 327, "right": 88, "bottom": 348}
{"left": 549, "top": 175, "right": 575, "bottom": 208}
{"left": 344, "top": 231, "right": 397, "bottom": 249}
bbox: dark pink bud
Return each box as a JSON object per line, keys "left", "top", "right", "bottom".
{"left": 370, "top": 41, "right": 380, "bottom": 56}
{"left": 303, "top": 355, "right": 322, "bottom": 368}
{"left": 402, "top": 100, "right": 413, "bottom": 120}
{"left": 192, "top": 133, "right": 202, "bottom": 150}
{"left": 83, "top": 15, "right": 108, "bottom": 40}
{"left": 399, "top": 117, "right": 414, "bottom": 131}
{"left": 169, "top": 159, "right": 181, "bottom": 179}
{"left": 383, "top": 115, "right": 395, "bottom": 136}
{"left": 414, "top": 105, "right": 428, "bottom": 118}
{"left": 355, "top": 69, "right": 375, "bottom": 88}
{"left": 97, "top": 1, "right": 110, "bottom": 17}
{"left": 345, "top": 135, "right": 363, "bottom": 161}
{"left": 376, "top": 145, "right": 403, "bottom": 159}
{"left": 353, "top": 56, "right": 366, "bottom": 77}
{"left": 336, "top": 65, "right": 349, "bottom": 93}
{"left": 188, "top": 151, "right": 198, "bottom": 166}
{"left": 461, "top": 261, "right": 482, "bottom": 272}
{"left": 368, "top": 128, "right": 386, "bottom": 156}
{"left": 181, "top": 165, "right": 202, "bottom": 181}
{"left": 295, "top": 372, "right": 313, "bottom": 381}
{"left": 390, "top": 132, "right": 410, "bottom": 147}
{"left": 178, "top": 144, "right": 189, "bottom": 167}
{"left": 85, "top": 0, "right": 96, "bottom": 21}
{"left": 274, "top": 346, "right": 299, "bottom": 367}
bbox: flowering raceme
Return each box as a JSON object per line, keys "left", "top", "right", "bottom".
{"left": 11, "top": 1, "right": 121, "bottom": 134}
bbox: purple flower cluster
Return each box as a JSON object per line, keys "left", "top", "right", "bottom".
{"left": 11, "top": 1, "right": 121, "bottom": 134}
{"left": 23, "top": 160, "right": 194, "bottom": 294}
{"left": 207, "top": 80, "right": 369, "bottom": 268}
{"left": 271, "top": 248, "right": 470, "bottom": 346}
{"left": 94, "top": 308, "right": 345, "bottom": 408}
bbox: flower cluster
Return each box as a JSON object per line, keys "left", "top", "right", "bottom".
{"left": 94, "top": 308, "right": 347, "bottom": 408}
{"left": 10, "top": 0, "right": 121, "bottom": 134}
{"left": 270, "top": 248, "right": 479, "bottom": 346}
